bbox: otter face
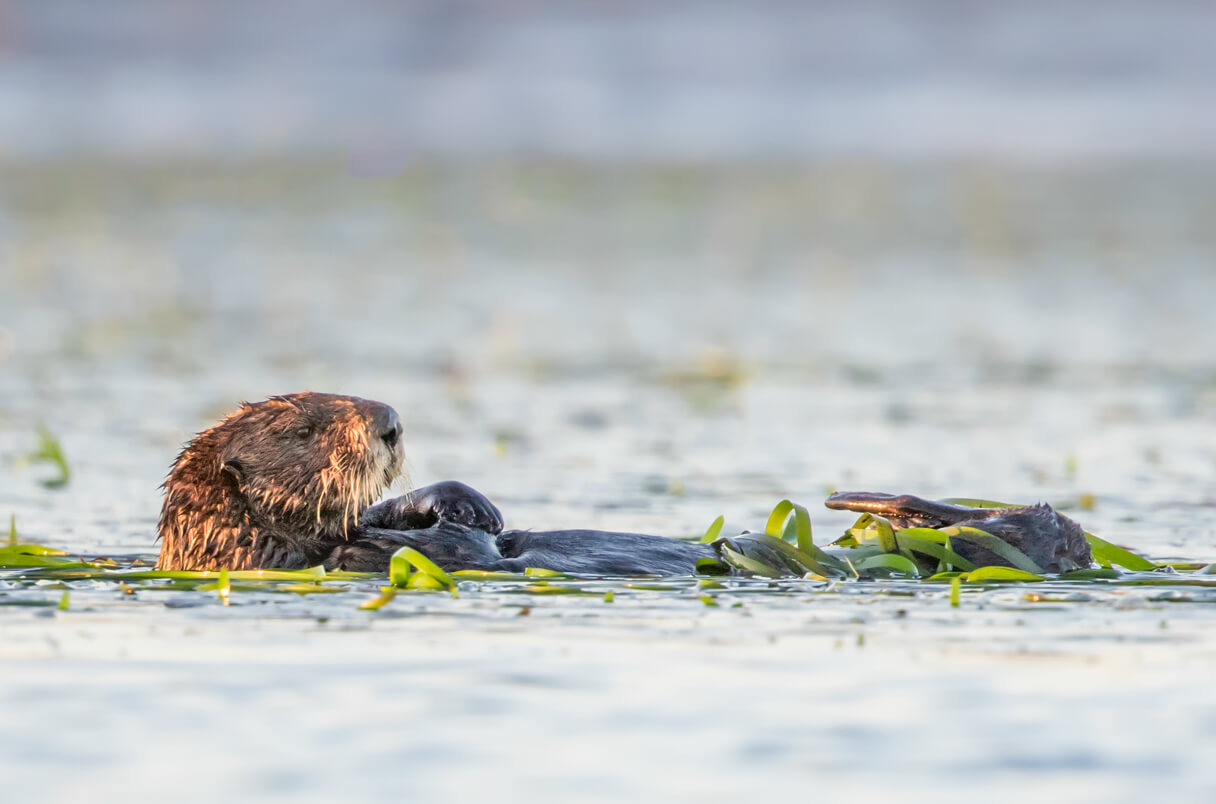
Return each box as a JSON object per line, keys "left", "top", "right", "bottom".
{"left": 216, "top": 392, "right": 405, "bottom": 531}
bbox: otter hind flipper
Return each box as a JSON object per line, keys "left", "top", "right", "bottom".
{"left": 826, "top": 491, "right": 1003, "bottom": 529}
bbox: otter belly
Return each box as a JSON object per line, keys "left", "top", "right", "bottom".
{"left": 496, "top": 529, "right": 716, "bottom": 576}
{"left": 329, "top": 524, "right": 716, "bottom": 576}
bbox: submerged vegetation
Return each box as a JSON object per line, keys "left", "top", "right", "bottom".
{"left": 20, "top": 424, "right": 71, "bottom": 489}
{"left": 1, "top": 499, "right": 1211, "bottom": 613}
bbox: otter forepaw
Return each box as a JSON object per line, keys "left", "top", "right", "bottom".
{"left": 361, "top": 481, "right": 504, "bottom": 534}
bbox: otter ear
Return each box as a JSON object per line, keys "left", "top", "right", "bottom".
{"left": 218, "top": 443, "right": 245, "bottom": 482}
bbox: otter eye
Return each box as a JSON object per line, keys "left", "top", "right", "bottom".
{"left": 294, "top": 425, "right": 314, "bottom": 439}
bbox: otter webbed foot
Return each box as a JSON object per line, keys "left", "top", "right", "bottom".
{"left": 360, "top": 481, "right": 504, "bottom": 534}
{"left": 826, "top": 491, "right": 1005, "bottom": 529}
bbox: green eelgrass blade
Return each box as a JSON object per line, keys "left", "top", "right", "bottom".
{"left": 765, "top": 501, "right": 794, "bottom": 538}
{"left": 57, "top": 590, "right": 70, "bottom": 611}
{"left": 833, "top": 533, "right": 860, "bottom": 548}
{"left": 938, "top": 526, "right": 1043, "bottom": 574}
{"left": 280, "top": 584, "right": 350, "bottom": 595}
{"left": 749, "top": 532, "right": 846, "bottom": 578}
{"left": 451, "top": 570, "right": 528, "bottom": 580}
{"left": 840, "top": 530, "right": 867, "bottom": 546}
{"left": 389, "top": 550, "right": 411, "bottom": 587}
{"left": 217, "top": 568, "right": 231, "bottom": 604}
{"left": 0, "top": 552, "right": 93, "bottom": 569}
{"left": 8, "top": 515, "right": 15, "bottom": 547}
{"left": 1084, "top": 532, "right": 1156, "bottom": 571}
{"left": 765, "top": 499, "right": 814, "bottom": 555}
{"left": 95, "top": 567, "right": 329, "bottom": 582}
{"left": 5, "top": 565, "right": 329, "bottom": 583}
{"left": 1060, "top": 567, "right": 1122, "bottom": 580}
{"left": 964, "top": 566, "right": 1045, "bottom": 583}
{"left": 873, "top": 517, "right": 898, "bottom": 554}
{"left": 850, "top": 513, "right": 875, "bottom": 530}
{"left": 797, "top": 535, "right": 853, "bottom": 576}
{"left": 763, "top": 500, "right": 848, "bottom": 575}
{"left": 388, "top": 546, "right": 456, "bottom": 592}
{"left": 519, "top": 585, "right": 587, "bottom": 595}
{"left": 223, "top": 567, "right": 328, "bottom": 581}
{"left": 524, "top": 567, "right": 568, "bottom": 578}
{"left": 406, "top": 573, "right": 449, "bottom": 591}
{"left": 321, "top": 570, "right": 376, "bottom": 580}
{"left": 854, "top": 553, "right": 920, "bottom": 577}
{"left": 700, "top": 515, "right": 725, "bottom": 543}
{"left": 719, "top": 544, "right": 784, "bottom": 578}
{"left": 244, "top": 568, "right": 328, "bottom": 581}
{"left": 833, "top": 544, "right": 883, "bottom": 561}
{"left": 359, "top": 586, "right": 398, "bottom": 610}
{"left": 29, "top": 424, "right": 71, "bottom": 489}
{"left": 695, "top": 557, "right": 731, "bottom": 576}
{"left": 894, "top": 531, "right": 977, "bottom": 572}
{"left": 0, "top": 543, "right": 69, "bottom": 557}
{"left": 950, "top": 576, "right": 961, "bottom": 606}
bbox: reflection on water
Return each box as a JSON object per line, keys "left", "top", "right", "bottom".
{"left": 2, "top": 160, "right": 1215, "bottom": 801}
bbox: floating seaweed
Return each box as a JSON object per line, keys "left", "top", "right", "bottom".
{"left": 0, "top": 498, "right": 1203, "bottom": 614}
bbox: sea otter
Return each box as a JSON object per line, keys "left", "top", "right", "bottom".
{"left": 157, "top": 392, "right": 1092, "bottom": 575}
{"left": 157, "top": 392, "right": 717, "bottom": 574}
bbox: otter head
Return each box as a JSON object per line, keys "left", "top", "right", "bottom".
{"left": 157, "top": 392, "right": 405, "bottom": 570}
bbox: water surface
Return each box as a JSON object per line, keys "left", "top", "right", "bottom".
{"left": 2, "top": 160, "right": 1215, "bottom": 802}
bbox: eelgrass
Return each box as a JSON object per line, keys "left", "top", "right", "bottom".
{"left": 0, "top": 499, "right": 1209, "bottom": 613}
{"left": 24, "top": 424, "right": 71, "bottom": 489}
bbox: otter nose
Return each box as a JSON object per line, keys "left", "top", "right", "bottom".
{"left": 371, "top": 405, "right": 402, "bottom": 448}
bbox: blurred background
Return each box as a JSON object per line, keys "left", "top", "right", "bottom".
{"left": 3, "top": 0, "right": 1215, "bottom": 158}
{"left": 4, "top": 2, "right": 1216, "bottom": 801}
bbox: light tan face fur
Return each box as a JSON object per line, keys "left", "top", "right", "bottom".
{"left": 219, "top": 394, "right": 406, "bottom": 532}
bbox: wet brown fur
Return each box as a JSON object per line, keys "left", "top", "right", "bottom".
{"left": 157, "top": 392, "right": 403, "bottom": 570}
